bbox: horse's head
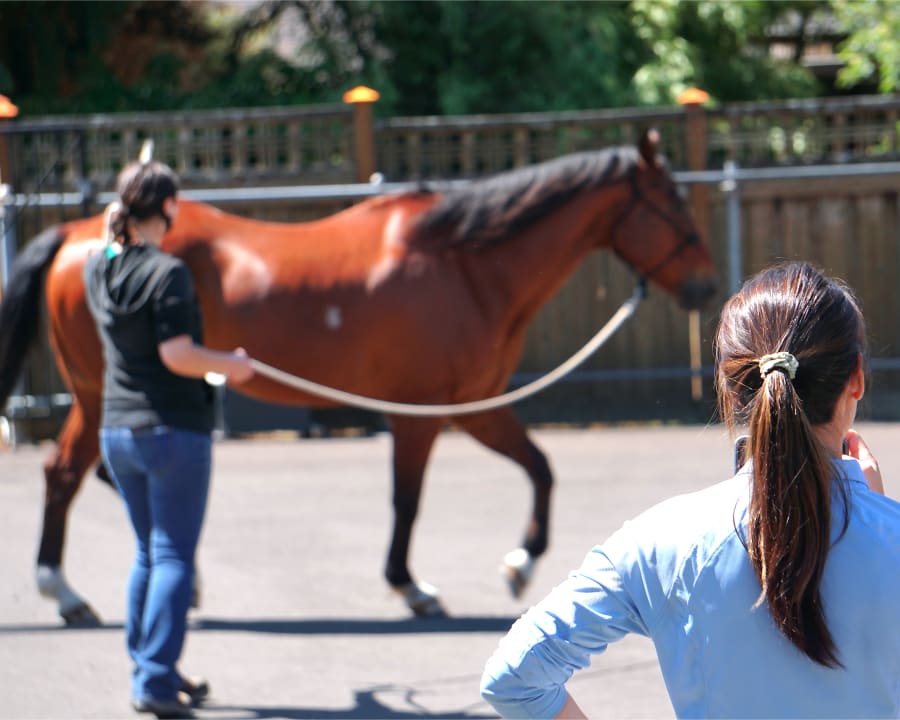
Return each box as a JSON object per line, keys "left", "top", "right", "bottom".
{"left": 606, "top": 130, "right": 718, "bottom": 310}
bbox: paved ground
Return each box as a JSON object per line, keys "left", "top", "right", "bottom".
{"left": 1, "top": 422, "right": 898, "bottom": 720}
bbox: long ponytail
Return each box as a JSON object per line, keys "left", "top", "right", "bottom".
{"left": 746, "top": 367, "right": 841, "bottom": 667}
{"left": 715, "top": 262, "right": 864, "bottom": 668}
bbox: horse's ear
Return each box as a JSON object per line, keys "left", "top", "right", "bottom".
{"left": 638, "top": 128, "right": 661, "bottom": 168}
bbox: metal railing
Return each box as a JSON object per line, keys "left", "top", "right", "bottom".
{"left": 3, "top": 158, "right": 900, "bottom": 440}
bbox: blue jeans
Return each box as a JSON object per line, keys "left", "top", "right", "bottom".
{"left": 100, "top": 426, "right": 211, "bottom": 702}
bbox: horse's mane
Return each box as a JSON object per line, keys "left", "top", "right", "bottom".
{"left": 409, "top": 147, "right": 639, "bottom": 250}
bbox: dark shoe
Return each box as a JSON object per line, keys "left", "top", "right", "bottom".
{"left": 179, "top": 675, "right": 210, "bottom": 704}
{"left": 131, "top": 691, "right": 195, "bottom": 718}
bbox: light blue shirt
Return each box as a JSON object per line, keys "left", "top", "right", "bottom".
{"left": 481, "top": 459, "right": 900, "bottom": 718}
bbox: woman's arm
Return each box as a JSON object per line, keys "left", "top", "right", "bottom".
{"left": 158, "top": 334, "right": 253, "bottom": 384}
{"left": 480, "top": 546, "right": 648, "bottom": 719}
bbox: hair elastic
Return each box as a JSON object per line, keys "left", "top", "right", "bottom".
{"left": 758, "top": 351, "right": 799, "bottom": 380}
{"left": 103, "top": 201, "right": 123, "bottom": 258}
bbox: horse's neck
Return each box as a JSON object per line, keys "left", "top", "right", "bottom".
{"left": 473, "top": 189, "right": 622, "bottom": 323}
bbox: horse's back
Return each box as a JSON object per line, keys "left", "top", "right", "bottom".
{"left": 170, "top": 194, "right": 440, "bottom": 274}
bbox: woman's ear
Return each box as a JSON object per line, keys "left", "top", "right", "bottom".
{"left": 848, "top": 354, "right": 865, "bottom": 401}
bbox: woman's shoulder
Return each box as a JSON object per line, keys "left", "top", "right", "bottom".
{"left": 625, "top": 474, "right": 748, "bottom": 537}
{"left": 845, "top": 485, "right": 900, "bottom": 551}
{"left": 604, "top": 476, "right": 750, "bottom": 587}
{"left": 124, "top": 246, "right": 190, "bottom": 288}
{"left": 587, "top": 476, "right": 751, "bottom": 624}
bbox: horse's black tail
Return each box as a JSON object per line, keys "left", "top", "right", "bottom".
{"left": 0, "top": 226, "right": 66, "bottom": 409}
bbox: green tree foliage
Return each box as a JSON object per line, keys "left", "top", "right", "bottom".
{"left": 629, "top": 0, "right": 821, "bottom": 104}
{"left": 0, "top": 1, "right": 213, "bottom": 113}
{"left": 833, "top": 0, "right": 900, "bottom": 93}
{"left": 0, "top": 0, "right": 896, "bottom": 117}
{"left": 362, "top": 1, "right": 645, "bottom": 115}
{"left": 0, "top": 1, "right": 129, "bottom": 112}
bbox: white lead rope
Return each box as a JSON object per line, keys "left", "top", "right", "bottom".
{"left": 247, "top": 282, "right": 646, "bottom": 417}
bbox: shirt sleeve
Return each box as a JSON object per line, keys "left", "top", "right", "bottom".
{"left": 153, "top": 261, "right": 197, "bottom": 344}
{"left": 480, "top": 546, "right": 649, "bottom": 719}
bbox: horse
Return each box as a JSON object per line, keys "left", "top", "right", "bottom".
{"left": 0, "top": 130, "right": 717, "bottom": 624}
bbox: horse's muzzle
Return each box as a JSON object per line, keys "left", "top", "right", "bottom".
{"left": 679, "top": 275, "right": 718, "bottom": 310}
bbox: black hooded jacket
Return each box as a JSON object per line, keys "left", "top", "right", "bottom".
{"left": 84, "top": 243, "right": 215, "bottom": 433}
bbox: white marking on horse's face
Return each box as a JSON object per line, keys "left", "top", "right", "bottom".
{"left": 325, "top": 305, "right": 342, "bottom": 329}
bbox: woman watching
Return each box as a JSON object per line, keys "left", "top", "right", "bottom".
{"left": 481, "top": 261, "right": 899, "bottom": 718}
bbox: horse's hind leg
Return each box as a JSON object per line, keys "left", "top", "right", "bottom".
{"left": 384, "top": 415, "right": 445, "bottom": 617}
{"left": 36, "top": 399, "right": 102, "bottom": 626}
{"left": 453, "top": 407, "right": 553, "bottom": 599}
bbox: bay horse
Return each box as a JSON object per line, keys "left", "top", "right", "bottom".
{"left": 0, "top": 130, "right": 716, "bottom": 624}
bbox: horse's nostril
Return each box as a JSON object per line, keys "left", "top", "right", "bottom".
{"left": 681, "top": 277, "right": 718, "bottom": 310}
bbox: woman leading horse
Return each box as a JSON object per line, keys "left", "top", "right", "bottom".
{"left": 0, "top": 129, "right": 717, "bottom": 623}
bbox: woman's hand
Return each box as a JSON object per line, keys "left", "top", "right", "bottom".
{"left": 227, "top": 347, "right": 254, "bottom": 384}
{"left": 844, "top": 429, "right": 885, "bottom": 494}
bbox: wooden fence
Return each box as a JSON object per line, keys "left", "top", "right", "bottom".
{"left": 2, "top": 91, "right": 900, "bottom": 438}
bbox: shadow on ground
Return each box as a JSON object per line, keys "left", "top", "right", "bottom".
{"left": 211, "top": 684, "right": 494, "bottom": 718}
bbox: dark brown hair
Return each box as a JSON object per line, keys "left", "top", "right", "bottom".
{"left": 715, "top": 261, "right": 865, "bottom": 668}
{"left": 109, "top": 160, "right": 179, "bottom": 245}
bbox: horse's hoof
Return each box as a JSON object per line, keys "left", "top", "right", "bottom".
{"left": 411, "top": 595, "right": 447, "bottom": 618}
{"left": 61, "top": 602, "right": 102, "bottom": 627}
{"left": 500, "top": 548, "right": 534, "bottom": 599}
{"left": 394, "top": 581, "right": 446, "bottom": 617}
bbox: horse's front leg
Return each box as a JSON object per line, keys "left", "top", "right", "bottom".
{"left": 454, "top": 407, "right": 553, "bottom": 599}
{"left": 36, "top": 400, "right": 102, "bottom": 626}
{"left": 384, "top": 415, "right": 445, "bottom": 617}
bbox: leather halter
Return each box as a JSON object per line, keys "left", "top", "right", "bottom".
{"left": 609, "top": 167, "right": 700, "bottom": 282}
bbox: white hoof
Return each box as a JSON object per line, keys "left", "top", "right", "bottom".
{"left": 36, "top": 565, "right": 101, "bottom": 625}
{"left": 394, "top": 580, "right": 446, "bottom": 617}
{"left": 500, "top": 548, "right": 534, "bottom": 599}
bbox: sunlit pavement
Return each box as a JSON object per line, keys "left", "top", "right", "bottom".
{"left": 1, "top": 422, "right": 897, "bottom": 719}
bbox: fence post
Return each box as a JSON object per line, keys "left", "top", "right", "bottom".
{"left": 677, "top": 88, "right": 711, "bottom": 243}
{"left": 721, "top": 160, "right": 742, "bottom": 295}
{"left": 0, "top": 96, "right": 19, "bottom": 447}
{"left": 0, "top": 183, "right": 19, "bottom": 448}
{"left": 342, "top": 86, "right": 380, "bottom": 183}
{"left": 0, "top": 95, "right": 19, "bottom": 304}
{"left": 677, "top": 88, "right": 711, "bottom": 403}
{"left": 0, "top": 95, "right": 17, "bottom": 185}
